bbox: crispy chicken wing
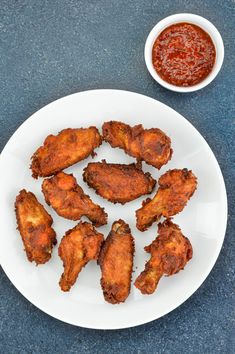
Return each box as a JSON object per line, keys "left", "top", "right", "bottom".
{"left": 59, "top": 222, "right": 104, "bottom": 291}
{"left": 136, "top": 169, "right": 197, "bottom": 231}
{"left": 42, "top": 172, "right": 107, "bottom": 227}
{"left": 83, "top": 160, "right": 156, "bottom": 204}
{"left": 31, "top": 127, "right": 102, "bottom": 178}
{"left": 135, "top": 219, "right": 193, "bottom": 294}
{"left": 102, "top": 121, "right": 172, "bottom": 169}
{"left": 15, "top": 189, "right": 56, "bottom": 264}
{"left": 98, "top": 220, "right": 135, "bottom": 304}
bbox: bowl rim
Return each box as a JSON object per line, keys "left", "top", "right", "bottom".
{"left": 144, "top": 13, "right": 224, "bottom": 93}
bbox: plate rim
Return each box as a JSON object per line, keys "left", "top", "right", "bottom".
{"left": 0, "top": 89, "right": 228, "bottom": 329}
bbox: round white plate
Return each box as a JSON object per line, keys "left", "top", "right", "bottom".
{"left": 0, "top": 89, "right": 227, "bottom": 329}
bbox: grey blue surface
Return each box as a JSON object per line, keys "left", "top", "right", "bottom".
{"left": 0, "top": 1, "right": 234, "bottom": 353}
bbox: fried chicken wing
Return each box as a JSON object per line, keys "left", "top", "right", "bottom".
{"left": 136, "top": 169, "right": 197, "bottom": 231}
{"left": 135, "top": 219, "right": 193, "bottom": 294}
{"left": 58, "top": 222, "right": 104, "bottom": 291}
{"left": 31, "top": 127, "right": 102, "bottom": 178}
{"left": 102, "top": 121, "right": 172, "bottom": 169}
{"left": 42, "top": 172, "right": 107, "bottom": 227}
{"left": 98, "top": 220, "right": 135, "bottom": 304}
{"left": 83, "top": 160, "right": 156, "bottom": 204}
{"left": 15, "top": 189, "right": 56, "bottom": 264}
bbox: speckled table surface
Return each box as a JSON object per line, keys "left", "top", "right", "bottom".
{"left": 0, "top": 1, "right": 234, "bottom": 353}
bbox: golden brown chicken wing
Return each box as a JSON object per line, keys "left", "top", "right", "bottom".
{"left": 136, "top": 169, "right": 197, "bottom": 231}
{"left": 15, "top": 189, "right": 56, "bottom": 264}
{"left": 83, "top": 160, "right": 156, "bottom": 204}
{"left": 31, "top": 127, "right": 102, "bottom": 178}
{"left": 102, "top": 121, "right": 172, "bottom": 169}
{"left": 58, "top": 222, "right": 104, "bottom": 291}
{"left": 98, "top": 219, "right": 135, "bottom": 304}
{"left": 135, "top": 219, "right": 193, "bottom": 294}
{"left": 42, "top": 172, "right": 107, "bottom": 227}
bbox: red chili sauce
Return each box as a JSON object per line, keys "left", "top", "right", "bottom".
{"left": 152, "top": 22, "right": 216, "bottom": 87}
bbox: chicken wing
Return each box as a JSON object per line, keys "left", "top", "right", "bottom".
{"left": 135, "top": 219, "right": 193, "bottom": 294}
{"left": 98, "top": 219, "right": 135, "bottom": 304}
{"left": 58, "top": 222, "right": 104, "bottom": 291}
{"left": 83, "top": 160, "right": 156, "bottom": 204}
{"left": 15, "top": 189, "right": 56, "bottom": 264}
{"left": 136, "top": 169, "right": 197, "bottom": 231}
{"left": 102, "top": 121, "right": 172, "bottom": 169}
{"left": 42, "top": 172, "right": 107, "bottom": 227}
{"left": 31, "top": 127, "right": 102, "bottom": 178}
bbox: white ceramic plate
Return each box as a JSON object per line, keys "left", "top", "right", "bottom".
{"left": 0, "top": 89, "right": 227, "bottom": 329}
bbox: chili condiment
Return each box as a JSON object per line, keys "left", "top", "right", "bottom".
{"left": 152, "top": 22, "right": 216, "bottom": 87}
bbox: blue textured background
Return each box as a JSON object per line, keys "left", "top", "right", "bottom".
{"left": 0, "top": 1, "right": 234, "bottom": 353}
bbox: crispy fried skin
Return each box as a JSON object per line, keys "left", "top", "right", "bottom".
{"left": 83, "top": 160, "right": 156, "bottom": 204}
{"left": 135, "top": 219, "right": 193, "bottom": 294}
{"left": 98, "top": 219, "right": 135, "bottom": 304}
{"left": 102, "top": 121, "right": 172, "bottom": 169}
{"left": 15, "top": 189, "right": 56, "bottom": 264}
{"left": 58, "top": 222, "right": 104, "bottom": 291}
{"left": 42, "top": 172, "right": 107, "bottom": 227}
{"left": 31, "top": 127, "right": 102, "bottom": 178}
{"left": 136, "top": 169, "right": 197, "bottom": 231}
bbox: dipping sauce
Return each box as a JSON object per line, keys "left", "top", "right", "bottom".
{"left": 152, "top": 22, "right": 216, "bottom": 87}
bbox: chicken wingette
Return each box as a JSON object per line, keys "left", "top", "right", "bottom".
{"left": 135, "top": 219, "right": 193, "bottom": 294}
{"left": 136, "top": 169, "right": 197, "bottom": 231}
{"left": 98, "top": 220, "right": 135, "bottom": 304}
{"left": 83, "top": 160, "right": 156, "bottom": 204}
{"left": 31, "top": 127, "right": 102, "bottom": 178}
{"left": 15, "top": 189, "right": 56, "bottom": 264}
{"left": 102, "top": 121, "right": 172, "bottom": 169}
{"left": 59, "top": 222, "right": 104, "bottom": 291}
{"left": 42, "top": 172, "right": 107, "bottom": 227}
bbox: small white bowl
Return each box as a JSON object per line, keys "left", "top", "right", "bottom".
{"left": 145, "top": 13, "right": 224, "bottom": 92}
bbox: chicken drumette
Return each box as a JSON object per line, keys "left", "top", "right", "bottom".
{"left": 42, "top": 172, "right": 107, "bottom": 227}
{"left": 136, "top": 169, "right": 197, "bottom": 231}
{"left": 59, "top": 222, "right": 104, "bottom": 291}
{"left": 135, "top": 219, "right": 193, "bottom": 294}
{"left": 102, "top": 121, "right": 172, "bottom": 169}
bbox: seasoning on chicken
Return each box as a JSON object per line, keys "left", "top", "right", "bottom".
{"left": 135, "top": 219, "right": 193, "bottom": 294}
{"left": 15, "top": 189, "right": 56, "bottom": 265}
{"left": 83, "top": 160, "right": 156, "bottom": 204}
{"left": 42, "top": 172, "right": 107, "bottom": 227}
{"left": 31, "top": 127, "right": 102, "bottom": 178}
{"left": 102, "top": 121, "right": 172, "bottom": 169}
{"left": 59, "top": 222, "right": 104, "bottom": 291}
{"left": 136, "top": 169, "right": 197, "bottom": 231}
{"left": 98, "top": 220, "right": 135, "bottom": 304}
